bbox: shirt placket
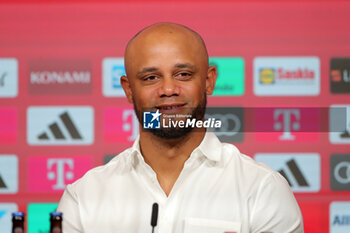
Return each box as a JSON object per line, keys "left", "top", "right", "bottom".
{"left": 134, "top": 150, "right": 204, "bottom": 233}
{"left": 157, "top": 151, "right": 204, "bottom": 233}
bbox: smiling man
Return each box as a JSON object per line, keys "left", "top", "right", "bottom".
{"left": 57, "top": 23, "right": 304, "bottom": 233}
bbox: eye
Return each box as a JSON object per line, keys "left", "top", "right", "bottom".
{"left": 175, "top": 72, "right": 192, "bottom": 80}
{"left": 143, "top": 75, "right": 158, "bottom": 81}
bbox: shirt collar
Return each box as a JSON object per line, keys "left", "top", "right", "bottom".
{"left": 128, "top": 131, "right": 222, "bottom": 166}
{"left": 129, "top": 135, "right": 143, "bottom": 167}
{"left": 196, "top": 131, "right": 222, "bottom": 162}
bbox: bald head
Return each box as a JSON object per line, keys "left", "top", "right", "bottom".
{"left": 120, "top": 22, "right": 217, "bottom": 134}
{"left": 124, "top": 22, "right": 209, "bottom": 76}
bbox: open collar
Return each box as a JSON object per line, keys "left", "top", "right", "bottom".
{"left": 128, "top": 131, "right": 222, "bottom": 167}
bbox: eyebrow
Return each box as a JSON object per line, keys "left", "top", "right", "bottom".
{"left": 174, "top": 63, "right": 195, "bottom": 69}
{"left": 137, "top": 67, "right": 158, "bottom": 76}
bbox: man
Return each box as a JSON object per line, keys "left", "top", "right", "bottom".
{"left": 57, "top": 22, "right": 303, "bottom": 233}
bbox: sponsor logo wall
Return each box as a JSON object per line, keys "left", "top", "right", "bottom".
{"left": 330, "top": 202, "right": 350, "bottom": 233}
{"left": 0, "top": 108, "right": 17, "bottom": 144}
{"left": 0, "top": 55, "right": 347, "bottom": 232}
{"left": 254, "top": 57, "right": 320, "bottom": 96}
{"left": 28, "top": 156, "right": 93, "bottom": 192}
{"left": 28, "top": 59, "right": 92, "bottom": 95}
{"left": 0, "top": 2, "right": 349, "bottom": 232}
{"left": 27, "top": 106, "right": 94, "bottom": 145}
{"left": 209, "top": 57, "right": 245, "bottom": 96}
{"left": 0, "top": 203, "right": 18, "bottom": 232}
{"left": 0, "top": 59, "right": 18, "bottom": 98}
{"left": 27, "top": 203, "right": 58, "bottom": 233}
{"left": 0, "top": 155, "right": 18, "bottom": 194}
{"left": 330, "top": 154, "right": 350, "bottom": 191}
{"left": 255, "top": 153, "right": 321, "bottom": 192}
{"left": 254, "top": 107, "right": 320, "bottom": 142}
{"left": 104, "top": 107, "right": 139, "bottom": 143}
{"left": 330, "top": 58, "right": 350, "bottom": 94}
{"left": 205, "top": 107, "right": 244, "bottom": 143}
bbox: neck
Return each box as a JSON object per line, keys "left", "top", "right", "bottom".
{"left": 139, "top": 128, "right": 206, "bottom": 196}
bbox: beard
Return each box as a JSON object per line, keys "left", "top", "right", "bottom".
{"left": 133, "top": 93, "right": 207, "bottom": 139}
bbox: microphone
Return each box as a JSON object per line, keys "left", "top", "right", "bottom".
{"left": 151, "top": 203, "right": 159, "bottom": 233}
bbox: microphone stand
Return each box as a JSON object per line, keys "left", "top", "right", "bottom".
{"left": 151, "top": 203, "right": 159, "bottom": 233}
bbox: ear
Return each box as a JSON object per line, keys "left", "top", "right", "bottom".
{"left": 205, "top": 66, "right": 217, "bottom": 95}
{"left": 120, "top": 75, "right": 133, "bottom": 103}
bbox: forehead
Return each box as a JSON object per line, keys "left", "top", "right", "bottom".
{"left": 125, "top": 25, "right": 207, "bottom": 74}
{"left": 128, "top": 24, "right": 204, "bottom": 52}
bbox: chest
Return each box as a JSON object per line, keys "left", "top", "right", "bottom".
{"left": 80, "top": 170, "right": 249, "bottom": 233}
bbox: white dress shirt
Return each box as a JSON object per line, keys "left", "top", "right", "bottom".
{"left": 57, "top": 132, "right": 303, "bottom": 233}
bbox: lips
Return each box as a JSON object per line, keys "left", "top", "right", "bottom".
{"left": 155, "top": 103, "right": 186, "bottom": 111}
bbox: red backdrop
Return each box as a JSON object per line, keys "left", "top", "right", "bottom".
{"left": 0, "top": 0, "right": 350, "bottom": 232}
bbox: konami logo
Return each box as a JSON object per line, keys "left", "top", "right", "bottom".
{"left": 31, "top": 71, "right": 90, "bottom": 84}
{"left": 28, "top": 59, "right": 92, "bottom": 95}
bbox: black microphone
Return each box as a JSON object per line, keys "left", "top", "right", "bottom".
{"left": 150, "top": 203, "right": 159, "bottom": 233}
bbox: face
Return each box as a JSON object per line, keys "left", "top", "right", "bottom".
{"left": 121, "top": 26, "right": 217, "bottom": 139}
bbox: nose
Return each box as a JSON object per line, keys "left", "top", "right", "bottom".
{"left": 158, "top": 76, "right": 180, "bottom": 97}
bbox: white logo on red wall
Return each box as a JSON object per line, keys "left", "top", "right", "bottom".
{"left": 255, "top": 108, "right": 319, "bottom": 142}
{"left": 330, "top": 202, "right": 350, "bottom": 233}
{"left": 0, "top": 203, "right": 18, "bottom": 231}
{"left": 28, "top": 59, "right": 92, "bottom": 95}
{"left": 255, "top": 153, "right": 320, "bottom": 192}
{"left": 28, "top": 156, "right": 93, "bottom": 192}
{"left": 0, "top": 155, "right": 18, "bottom": 194}
{"left": 104, "top": 107, "right": 139, "bottom": 143}
{"left": 254, "top": 57, "right": 320, "bottom": 96}
{"left": 329, "top": 105, "right": 350, "bottom": 144}
{"left": 0, "top": 58, "right": 18, "bottom": 98}
{"left": 47, "top": 159, "right": 74, "bottom": 190}
{"left": 102, "top": 58, "right": 126, "bottom": 97}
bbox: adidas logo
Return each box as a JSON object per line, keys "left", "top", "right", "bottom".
{"left": 0, "top": 174, "right": 7, "bottom": 189}
{"left": 0, "top": 72, "right": 6, "bottom": 87}
{"left": 0, "top": 155, "right": 18, "bottom": 194}
{"left": 27, "top": 106, "right": 94, "bottom": 145}
{"left": 278, "top": 159, "right": 309, "bottom": 187}
{"left": 37, "top": 112, "right": 82, "bottom": 140}
{"left": 255, "top": 153, "right": 320, "bottom": 192}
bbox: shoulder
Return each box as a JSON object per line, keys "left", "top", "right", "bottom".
{"left": 219, "top": 142, "right": 290, "bottom": 194}
{"left": 221, "top": 142, "right": 279, "bottom": 177}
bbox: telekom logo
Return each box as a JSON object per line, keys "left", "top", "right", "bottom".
{"left": 122, "top": 109, "right": 139, "bottom": 141}
{"left": 104, "top": 107, "right": 139, "bottom": 143}
{"left": 47, "top": 159, "right": 74, "bottom": 190}
{"left": 0, "top": 108, "right": 17, "bottom": 144}
{"left": 273, "top": 109, "right": 300, "bottom": 140}
{"left": 255, "top": 108, "right": 319, "bottom": 143}
{"left": 28, "top": 156, "right": 93, "bottom": 193}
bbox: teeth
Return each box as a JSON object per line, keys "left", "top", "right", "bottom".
{"left": 160, "top": 106, "right": 178, "bottom": 110}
